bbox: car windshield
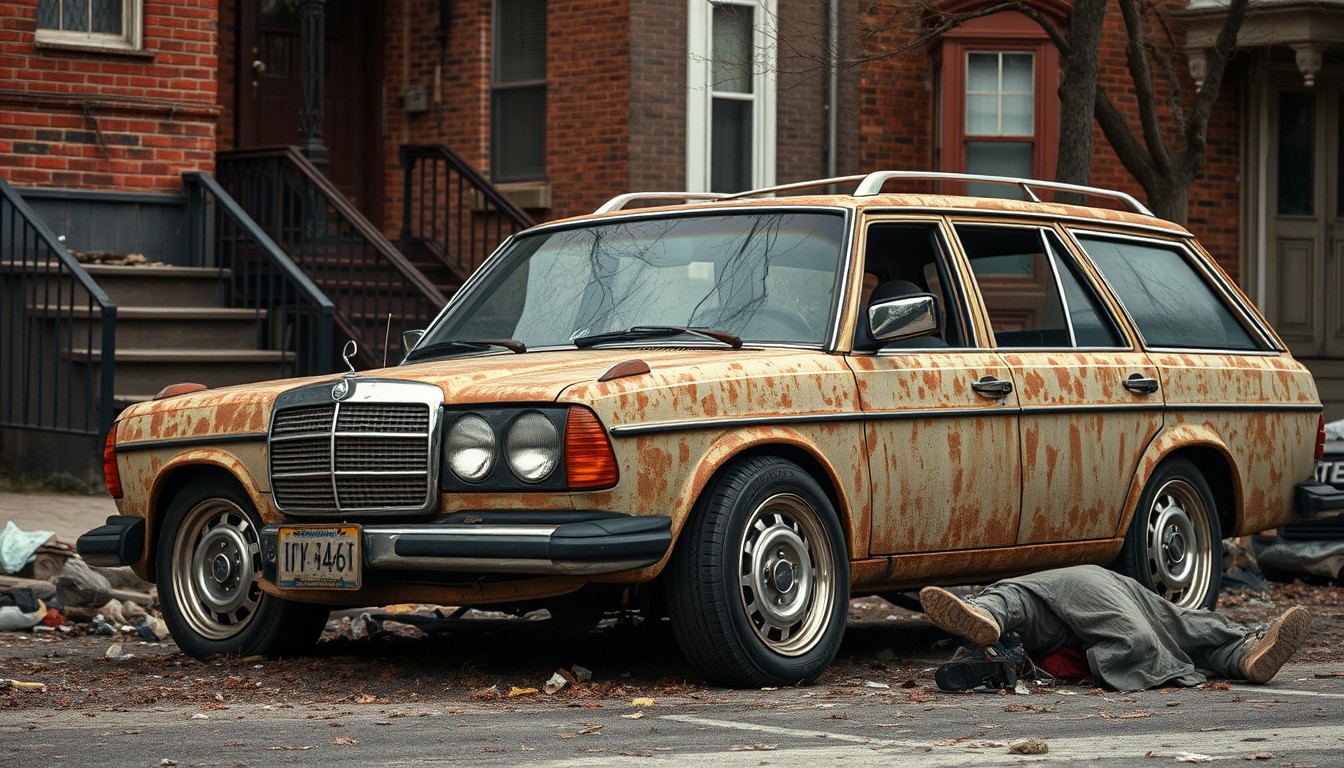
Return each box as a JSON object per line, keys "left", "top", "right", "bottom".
{"left": 417, "top": 211, "right": 847, "bottom": 352}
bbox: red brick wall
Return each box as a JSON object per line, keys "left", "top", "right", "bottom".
{"left": 854, "top": 3, "right": 1243, "bottom": 281}
{"left": 628, "top": 0, "right": 684, "bottom": 193}
{"left": 0, "top": 0, "right": 219, "bottom": 193}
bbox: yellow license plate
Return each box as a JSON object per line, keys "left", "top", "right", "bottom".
{"left": 277, "top": 525, "right": 361, "bottom": 589}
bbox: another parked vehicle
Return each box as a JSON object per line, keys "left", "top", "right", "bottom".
{"left": 79, "top": 172, "right": 1344, "bottom": 686}
{"left": 1254, "top": 419, "right": 1344, "bottom": 581}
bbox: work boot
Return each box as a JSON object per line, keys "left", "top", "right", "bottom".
{"left": 1238, "top": 605, "right": 1311, "bottom": 684}
{"left": 919, "top": 586, "right": 1001, "bottom": 647}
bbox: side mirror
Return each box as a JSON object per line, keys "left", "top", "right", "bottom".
{"left": 401, "top": 329, "right": 425, "bottom": 357}
{"left": 868, "top": 294, "right": 941, "bottom": 342}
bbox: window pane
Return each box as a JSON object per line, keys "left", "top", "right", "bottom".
{"left": 712, "top": 98, "right": 752, "bottom": 192}
{"left": 1047, "top": 232, "right": 1121, "bottom": 347}
{"left": 712, "top": 5, "right": 753, "bottom": 94}
{"left": 1001, "top": 95, "right": 1033, "bottom": 136}
{"left": 36, "top": 0, "right": 58, "bottom": 29}
{"left": 1076, "top": 235, "right": 1260, "bottom": 350}
{"left": 1002, "top": 53, "right": 1033, "bottom": 92}
{"left": 966, "top": 141, "right": 1032, "bottom": 195}
{"left": 959, "top": 225, "right": 1071, "bottom": 347}
{"left": 966, "top": 95, "right": 996, "bottom": 135}
{"left": 1278, "top": 91, "right": 1315, "bottom": 216}
{"left": 496, "top": 0, "right": 546, "bottom": 84}
{"left": 492, "top": 86, "right": 546, "bottom": 180}
{"left": 62, "top": 0, "right": 89, "bottom": 32}
{"left": 91, "top": 0, "right": 121, "bottom": 33}
{"left": 966, "top": 53, "right": 998, "bottom": 92}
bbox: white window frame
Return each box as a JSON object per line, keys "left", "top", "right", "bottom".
{"left": 35, "top": 0, "right": 144, "bottom": 52}
{"left": 686, "top": 0, "right": 777, "bottom": 193}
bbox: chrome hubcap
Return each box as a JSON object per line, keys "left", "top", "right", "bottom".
{"left": 172, "top": 499, "right": 262, "bottom": 641}
{"left": 738, "top": 493, "right": 835, "bottom": 656}
{"left": 1143, "top": 479, "right": 1212, "bottom": 609}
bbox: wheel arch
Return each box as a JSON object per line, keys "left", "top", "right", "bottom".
{"left": 143, "top": 456, "right": 265, "bottom": 583}
{"left": 1119, "top": 424, "right": 1241, "bottom": 541}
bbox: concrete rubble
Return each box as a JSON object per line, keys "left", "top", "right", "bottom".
{"left": 0, "top": 520, "right": 161, "bottom": 642}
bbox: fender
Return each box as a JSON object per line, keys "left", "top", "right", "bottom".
{"left": 134, "top": 447, "right": 269, "bottom": 579}
{"left": 594, "top": 424, "right": 868, "bottom": 584}
{"left": 1116, "top": 423, "right": 1241, "bottom": 539}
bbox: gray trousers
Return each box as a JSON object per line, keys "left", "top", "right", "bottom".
{"left": 974, "top": 565, "right": 1251, "bottom": 690}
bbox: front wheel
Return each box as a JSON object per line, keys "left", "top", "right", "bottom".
{"left": 156, "top": 478, "right": 328, "bottom": 659}
{"left": 668, "top": 456, "right": 849, "bottom": 687}
{"left": 1112, "top": 458, "right": 1222, "bottom": 610}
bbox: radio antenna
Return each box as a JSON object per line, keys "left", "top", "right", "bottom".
{"left": 382, "top": 313, "right": 392, "bottom": 368}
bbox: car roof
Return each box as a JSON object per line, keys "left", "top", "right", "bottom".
{"left": 544, "top": 172, "right": 1193, "bottom": 238}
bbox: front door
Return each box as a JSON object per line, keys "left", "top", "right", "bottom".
{"left": 237, "top": 0, "right": 383, "bottom": 225}
{"left": 1261, "top": 69, "right": 1344, "bottom": 359}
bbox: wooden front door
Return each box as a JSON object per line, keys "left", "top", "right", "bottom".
{"left": 237, "top": 0, "right": 383, "bottom": 226}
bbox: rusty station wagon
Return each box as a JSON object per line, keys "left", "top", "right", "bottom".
{"left": 79, "top": 172, "right": 1344, "bottom": 687}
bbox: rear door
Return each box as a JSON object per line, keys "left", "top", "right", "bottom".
{"left": 951, "top": 221, "right": 1162, "bottom": 544}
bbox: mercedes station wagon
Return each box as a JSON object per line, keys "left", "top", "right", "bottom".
{"left": 79, "top": 172, "right": 1344, "bottom": 687}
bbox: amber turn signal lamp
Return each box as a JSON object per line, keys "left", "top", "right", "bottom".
{"left": 103, "top": 423, "right": 123, "bottom": 499}
{"left": 565, "top": 407, "right": 619, "bottom": 489}
{"left": 1317, "top": 414, "right": 1327, "bottom": 460}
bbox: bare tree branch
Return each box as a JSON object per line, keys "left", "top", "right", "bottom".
{"left": 1116, "top": 0, "right": 1171, "bottom": 176}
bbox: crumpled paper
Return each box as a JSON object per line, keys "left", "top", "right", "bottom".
{"left": 0, "top": 521, "right": 54, "bottom": 574}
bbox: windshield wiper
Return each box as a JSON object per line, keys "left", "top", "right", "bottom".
{"left": 404, "top": 338, "right": 526, "bottom": 362}
{"left": 572, "top": 325, "right": 742, "bottom": 350}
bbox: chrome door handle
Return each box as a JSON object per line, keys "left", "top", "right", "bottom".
{"left": 1123, "top": 374, "right": 1160, "bottom": 395}
{"left": 972, "top": 376, "right": 1013, "bottom": 398}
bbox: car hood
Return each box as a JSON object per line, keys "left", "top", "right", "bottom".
{"left": 115, "top": 347, "right": 821, "bottom": 442}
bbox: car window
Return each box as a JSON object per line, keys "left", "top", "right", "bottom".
{"left": 423, "top": 211, "right": 847, "bottom": 348}
{"left": 1074, "top": 234, "right": 1263, "bottom": 351}
{"left": 957, "top": 224, "right": 1121, "bottom": 348}
{"left": 856, "top": 221, "right": 966, "bottom": 349}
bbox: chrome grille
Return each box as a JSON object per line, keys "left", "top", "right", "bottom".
{"left": 269, "top": 387, "right": 440, "bottom": 515}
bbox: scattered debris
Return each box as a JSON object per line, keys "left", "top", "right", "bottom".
{"left": 571, "top": 664, "right": 593, "bottom": 682}
{"left": 0, "top": 678, "right": 47, "bottom": 692}
{"left": 631, "top": 697, "right": 656, "bottom": 707}
{"left": 544, "top": 672, "right": 568, "bottom": 695}
{"left": 1008, "top": 738, "right": 1048, "bottom": 755}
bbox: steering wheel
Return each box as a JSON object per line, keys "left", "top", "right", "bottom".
{"left": 744, "top": 307, "right": 816, "bottom": 341}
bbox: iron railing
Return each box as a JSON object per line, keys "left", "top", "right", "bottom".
{"left": 183, "top": 172, "right": 335, "bottom": 378}
{"left": 399, "top": 144, "right": 535, "bottom": 282}
{"left": 0, "top": 174, "right": 116, "bottom": 437}
{"left": 216, "top": 147, "right": 446, "bottom": 368}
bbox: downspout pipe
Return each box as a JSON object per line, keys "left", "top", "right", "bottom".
{"left": 826, "top": 0, "right": 839, "bottom": 180}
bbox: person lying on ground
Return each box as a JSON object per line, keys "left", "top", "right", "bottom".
{"left": 919, "top": 564, "right": 1310, "bottom": 691}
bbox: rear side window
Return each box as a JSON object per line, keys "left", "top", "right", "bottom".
{"left": 956, "top": 224, "right": 1122, "bottom": 349}
{"left": 1074, "top": 235, "right": 1262, "bottom": 351}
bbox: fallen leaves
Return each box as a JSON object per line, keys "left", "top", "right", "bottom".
{"left": 1008, "top": 738, "right": 1048, "bottom": 755}
{"left": 1098, "top": 709, "right": 1153, "bottom": 720}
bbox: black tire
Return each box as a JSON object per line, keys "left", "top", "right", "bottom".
{"left": 1112, "top": 457, "right": 1223, "bottom": 610}
{"left": 156, "top": 478, "right": 328, "bottom": 659}
{"left": 668, "top": 456, "right": 849, "bottom": 687}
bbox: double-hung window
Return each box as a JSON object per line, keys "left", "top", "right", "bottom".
{"left": 36, "top": 0, "right": 143, "bottom": 51}
{"left": 492, "top": 0, "right": 547, "bottom": 182}
{"left": 934, "top": 9, "right": 1059, "bottom": 195}
{"left": 687, "top": 0, "right": 776, "bottom": 193}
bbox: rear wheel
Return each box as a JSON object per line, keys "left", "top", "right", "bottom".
{"left": 156, "top": 478, "right": 328, "bottom": 658}
{"left": 1112, "top": 458, "right": 1222, "bottom": 610}
{"left": 668, "top": 456, "right": 849, "bottom": 687}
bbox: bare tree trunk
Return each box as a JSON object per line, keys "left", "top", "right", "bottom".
{"left": 1146, "top": 174, "right": 1192, "bottom": 225}
{"left": 1054, "top": 0, "right": 1106, "bottom": 199}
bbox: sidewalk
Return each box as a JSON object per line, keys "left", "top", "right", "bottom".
{"left": 0, "top": 491, "right": 117, "bottom": 544}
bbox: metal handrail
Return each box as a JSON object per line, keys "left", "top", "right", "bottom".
{"left": 593, "top": 171, "right": 1154, "bottom": 217}
{"left": 183, "top": 171, "right": 335, "bottom": 377}
{"left": 0, "top": 173, "right": 117, "bottom": 437}
{"left": 399, "top": 144, "right": 535, "bottom": 282}
{"left": 216, "top": 147, "right": 446, "bottom": 367}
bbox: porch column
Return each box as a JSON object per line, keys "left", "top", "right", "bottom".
{"left": 299, "top": 0, "right": 328, "bottom": 171}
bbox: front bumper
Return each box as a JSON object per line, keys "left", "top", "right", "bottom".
{"left": 259, "top": 510, "right": 672, "bottom": 580}
{"left": 1294, "top": 481, "right": 1344, "bottom": 521}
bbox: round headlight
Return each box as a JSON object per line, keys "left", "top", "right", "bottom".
{"left": 447, "top": 414, "right": 496, "bottom": 482}
{"left": 505, "top": 412, "right": 560, "bottom": 483}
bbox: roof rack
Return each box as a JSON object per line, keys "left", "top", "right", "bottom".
{"left": 851, "top": 171, "right": 1154, "bottom": 216}
{"left": 593, "top": 171, "right": 1154, "bottom": 217}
